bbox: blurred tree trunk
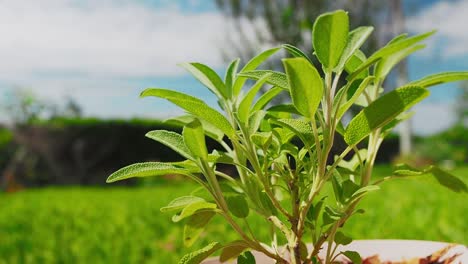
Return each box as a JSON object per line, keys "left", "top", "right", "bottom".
{"left": 390, "top": 0, "right": 412, "bottom": 156}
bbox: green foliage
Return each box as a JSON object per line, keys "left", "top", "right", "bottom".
{"left": 108, "top": 9, "right": 468, "bottom": 264}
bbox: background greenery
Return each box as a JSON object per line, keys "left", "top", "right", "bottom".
{"left": 0, "top": 166, "right": 465, "bottom": 264}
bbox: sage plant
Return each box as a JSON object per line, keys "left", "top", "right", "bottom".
{"left": 107, "top": 10, "right": 468, "bottom": 264}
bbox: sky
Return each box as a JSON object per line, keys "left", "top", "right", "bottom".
{"left": 0, "top": 0, "right": 467, "bottom": 135}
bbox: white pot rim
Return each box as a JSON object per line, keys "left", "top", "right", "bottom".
{"left": 203, "top": 239, "right": 467, "bottom": 263}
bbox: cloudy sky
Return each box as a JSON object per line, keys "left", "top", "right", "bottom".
{"left": 0, "top": 0, "right": 467, "bottom": 135}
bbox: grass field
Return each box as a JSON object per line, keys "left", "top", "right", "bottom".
{"left": 0, "top": 166, "right": 466, "bottom": 263}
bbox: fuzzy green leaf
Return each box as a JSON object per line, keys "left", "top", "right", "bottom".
{"left": 225, "top": 194, "right": 249, "bottom": 218}
{"left": 336, "top": 26, "right": 374, "bottom": 71}
{"left": 248, "top": 110, "right": 266, "bottom": 134}
{"left": 344, "top": 86, "right": 429, "bottom": 145}
{"left": 225, "top": 58, "right": 240, "bottom": 96}
{"left": 282, "top": 44, "right": 312, "bottom": 63}
{"left": 313, "top": 10, "right": 349, "bottom": 70}
{"left": 283, "top": 57, "right": 323, "bottom": 119}
{"left": 343, "top": 251, "right": 362, "bottom": 264}
{"left": 238, "top": 73, "right": 272, "bottom": 122}
{"left": 344, "top": 50, "right": 368, "bottom": 79}
{"left": 336, "top": 76, "right": 375, "bottom": 120}
{"left": 146, "top": 130, "right": 192, "bottom": 159}
{"left": 219, "top": 241, "right": 250, "bottom": 262}
{"left": 183, "top": 119, "right": 208, "bottom": 160}
{"left": 349, "top": 31, "right": 435, "bottom": 80}
{"left": 252, "top": 87, "right": 284, "bottom": 112}
{"left": 172, "top": 201, "right": 218, "bottom": 222}
{"left": 180, "top": 62, "right": 227, "bottom": 99}
{"left": 106, "top": 162, "right": 192, "bottom": 183}
{"left": 407, "top": 72, "right": 468, "bottom": 88}
{"left": 335, "top": 231, "right": 352, "bottom": 245}
{"left": 184, "top": 211, "right": 215, "bottom": 247}
{"left": 430, "top": 167, "right": 468, "bottom": 193}
{"left": 165, "top": 115, "right": 224, "bottom": 142}
{"left": 233, "top": 47, "right": 281, "bottom": 95}
{"left": 178, "top": 242, "right": 223, "bottom": 264}
{"left": 238, "top": 70, "right": 289, "bottom": 90}
{"left": 271, "top": 118, "right": 314, "bottom": 147}
{"left": 375, "top": 44, "right": 426, "bottom": 78}
{"left": 141, "top": 88, "right": 235, "bottom": 138}
{"left": 161, "top": 196, "right": 206, "bottom": 213}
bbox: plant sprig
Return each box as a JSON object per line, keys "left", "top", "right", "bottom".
{"left": 108, "top": 9, "right": 468, "bottom": 264}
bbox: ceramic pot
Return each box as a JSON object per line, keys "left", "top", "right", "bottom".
{"left": 202, "top": 239, "right": 467, "bottom": 264}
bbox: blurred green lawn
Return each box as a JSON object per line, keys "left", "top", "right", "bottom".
{"left": 0, "top": 166, "right": 466, "bottom": 264}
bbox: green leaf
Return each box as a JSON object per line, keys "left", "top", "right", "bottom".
{"left": 141, "top": 88, "right": 235, "bottom": 138}
{"left": 178, "top": 242, "right": 223, "bottom": 264}
{"left": 336, "top": 76, "right": 375, "bottom": 120}
{"left": 146, "top": 130, "right": 192, "bottom": 160}
{"left": 344, "top": 50, "right": 368, "bottom": 79}
{"left": 350, "top": 185, "right": 380, "bottom": 201}
{"left": 283, "top": 57, "right": 323, "bottom": 119}
{"left": 375, "top": 44, "right": 426, "bottom": 78}
{"left": 184, "top": 211, "right": 215, "bottom": 247}
{"left": 342, "top": 251, "right": 362, "bottom": 264}
{"left": 252, "top": 87, "right": 284, "bottom": 112}
{"left": 183, "top": 119, "right": 208, "bottom": 160}
{"left": 238, "top": 73, "right": 272, "bottom": 123}
{"left": 349, "top": 31, "right": 435, "bottom": 80}
{"left": 161, "top": 196, "right": 206, "bottom": 213}
{"left": 233, "top": 47, "right": 281, "bottom": 95}
{"left": 429, "top": 167, "right": 468, "bottom": 193}
{"left": 106, "top": 162, "right": 193, "bottom": 183}
{"left": 165, "top": 115, "right": 224, "bottom": 142}
{"left": 248, "top": 110, "right": 266, "bottom": 135}
{"left": 180, "top": 62, "right": 227, "bottom": 99}
{"left": 312, "top": 10, "right": 349, "bottom": 70}
{"left": 336, "top": 26, "right": 374, "bottom": 71}
{"left": 172, "top": 201, "right": 218, "bottom": 222}
{"left": 267, "top": 104, "right": 301, "bottom": 115}
{"left": 407, "top": 72, "right": 468, "bottom": 88}
{"left": 334, "top": 231, "right": 352, "bottom": 245}
{"left": 282, "top": 44, "right": 312, "bottom": 63}
{"left": 225, "top": 58, "right": 240, "bottom": 96}
{"left": 237, "top": 251, "right": 256, "bottom": 264}
{"left": 219, "top": 241, "right": 250, "bottom": 262}
{"left": 225, "top": 194, "right": 249, "bottom": 218}
{"left": 238, "top": 70, "right": 289, "bottom": 90}
{"left": 344, "top": 86, "right": 429, "bottom": 145}
{"left": 271, "top": 118, "right": 314, "bottom": 147}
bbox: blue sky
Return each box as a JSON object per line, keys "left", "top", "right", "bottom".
{"left": 0, "top": 0, "right": 467, "bottom": 135}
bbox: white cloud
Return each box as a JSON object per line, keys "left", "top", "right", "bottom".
{"left": 0, "top": 0, "right": 232, "bottom": 79}
{"left": 396, "top": 102, "right": 457, "bottom": 135}
{"left": 406, "top": 0, "right": 468, "bottom": 58}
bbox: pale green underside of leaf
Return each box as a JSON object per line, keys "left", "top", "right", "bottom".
{"left": 335, "top": 26, "right": 374, "bottom": 72}
{"left": 283, "top": 57, "right": 323, "bottom": 119}
{"left": 172, "top": 201, "right": 218, "bottom": 222}
{"left": 179, "top": 62, "right": 227, "bottom": 99}
{"left": 183, "top": 119, "right": 208, "bottom": 160}
{"left": 238, "top": 73, "right": 272, "bottom": 123}
{"left": 184, "top": 211, "right": 215, "bottom": 247}
{"left": 164, "top": 115, "right": 224, "bottom": 142}
{"left": 344, "top": 86, "right": 429, "bottom": 145}
{"left": 233, "top": 47, "right": 281, "bottom": 95}
{"left": 313, "top": 10, "right": 349, "bottom": 70}
{"left": 348, "top": 31, "right": 435, "bottom": 80}
{"left": 106, "top": 162, "right": 193, "bottom": 183}
{"left": 252, "top": 86, "right": 284, "bottom": 112}
{"left": 141, "top": 88, "right": 235, "bottom": 138}
{"left": 178, "top": 242, "right": 223, "bottom": 264}
{"left": 282, "top": 43, "right": 313, "bottom": 63}
{"left": 271, "top": 118, "right": 314, "bottom": 147}
{"left": 224, "top": 58, "right": 240, "bottom": 96}
{"left": 238, "top": 70, "right": 289, "bottom": 90}
{"left": 146, "top": 130, "right": 192, "bottom": 160}
{"left": 160, "top": 196, "right": 206, "bottom": 213}
{"left": 374, "top": 44, "right": 425, "bottom": 78}
{"left": 407, "top": 71, "right": 468, "bottom": 88}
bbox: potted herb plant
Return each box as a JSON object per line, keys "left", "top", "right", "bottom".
{"left": 107, "top": 10, "right": 467, "bottom": 264}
